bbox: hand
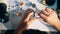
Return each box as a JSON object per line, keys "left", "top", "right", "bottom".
{"left": 14, "top": 9, "right": 40, "bottom": 34}
{"left": 39, "top": 8, "right": 60, "bottom": 31}
{"left": 23, "top": 9, "right": 43, "bottom": 26}
{"left": 22, "top": 9, "right": 37, "bottom": 26}
{"left": 39, "top": 8, "right": 60, "bottom": 26}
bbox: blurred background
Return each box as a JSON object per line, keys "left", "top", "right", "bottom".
{"left": 0, "top": 0, "right": 59, "bottom": 34}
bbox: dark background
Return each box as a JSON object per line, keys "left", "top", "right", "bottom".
{"left": 57, "top": 0, "right": 60, "bottom": 9}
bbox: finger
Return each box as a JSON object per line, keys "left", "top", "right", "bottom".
{"left": 49, "top": 8, "right": 54, "bottom": 12}
{"left": 45, "top": 8, "right": 52, "bottom": 14}
{"left": 27, "top": 18, "right": 37, "bottom": 25}
{"left": 39, "top": 13, "right": 47, "bottom": 20}
{"left": 24, "top": 9, "right": 34, "bottom": 22}
{"left": 26, "top": 9, "right": 35, "bottom": 14}
{"left": 42, "top": 9, "right": 50, "bottom": 16}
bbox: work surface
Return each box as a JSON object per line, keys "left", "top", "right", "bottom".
{"left": 0, "top": 0, "right": 58, "bottom": 34}
{"left": 0, "top": 19, "right": 57, "bottom": 32}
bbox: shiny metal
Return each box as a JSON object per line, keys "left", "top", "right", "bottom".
{"left": 16, "top": 12, "right": 22, "bottom": 16}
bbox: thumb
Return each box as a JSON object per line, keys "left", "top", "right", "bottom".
{"left": 27, "top": 18, "right": 37, "bottom": 25}
{"left": 24, "top": 9, "right": 34, "bottom": 22}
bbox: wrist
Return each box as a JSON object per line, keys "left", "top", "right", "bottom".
{"left": 53, "top": 20, "right": 60, "bottom": 31}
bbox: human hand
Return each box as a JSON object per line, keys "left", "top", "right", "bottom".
{"left": 39, "top": 8, "right": 60, "bottom": 26}
{"left": 21, "top": 9, "right": 43, "bottom": 28}
{"left": 22, "top": 9, "right": 37, "bottom": 25}
{"left": 14, "top": 9, "right": 40, "bottom": 34}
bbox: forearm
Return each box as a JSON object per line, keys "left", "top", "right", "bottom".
{"left": 53, "top": 21, "right": 60, "bottom": 31}
{"left": 13, "top": 22, "right": 28, "bottom": 34}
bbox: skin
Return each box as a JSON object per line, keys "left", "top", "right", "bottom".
{"left": 14, "top": 1, "right": 60, "bottom": 34}
{"left": 13, "top": 9, "right": 40, "bottom": 34}
{"left": 14, "top": 8, "right": 60, "bottom": 34}
{"left": 39, "top": 8, "right": 60, "bottom": 31}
